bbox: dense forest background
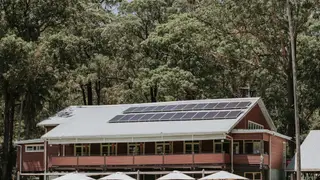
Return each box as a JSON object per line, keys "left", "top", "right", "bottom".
{"left": 0, "top": 0, "right": 319, "bottom": 179}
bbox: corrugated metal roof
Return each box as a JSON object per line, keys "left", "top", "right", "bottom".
{"left": 287, "top": 130, "right": 320, "bottom": 172}
{"left": 40, "top": 98, "right": 262, "bottom": 140}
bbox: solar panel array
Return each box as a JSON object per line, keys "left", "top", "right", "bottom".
{"left": 108, "top": 101, "right": 252, "bottom": 123}
{"left": 109, "top": 110, "right": 243, "bottom": 123}
{"left": 123, "top": 101, "right": 251, "bottom": 114}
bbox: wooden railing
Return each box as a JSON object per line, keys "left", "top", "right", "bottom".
{"left": 50, "top": 153, "right": 229, "bottom": 167}
{"left": 234, "top": 154, "right": 269, "bottom": 165}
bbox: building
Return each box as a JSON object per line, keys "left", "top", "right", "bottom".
{"left": 15, "top": 97, "right": 290, "bottom": 180}
{"left": 287, "top": 130, "right": 320, "bottom": 180}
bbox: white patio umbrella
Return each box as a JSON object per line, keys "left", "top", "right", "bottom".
{"left": 100, "top": 172, "right": 136, "bottom": 180}
{"left": 157, "top": 171, "right": 195, "bottom": 180}
{"left": 199, "top": 171, "right": 248, "bottom": 180}
{"left": 53, "top": 172, "right": 95, "bottom": 180}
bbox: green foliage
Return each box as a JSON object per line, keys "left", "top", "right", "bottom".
{"left": 0, "top": 0, "right": 320, "bottom": 177}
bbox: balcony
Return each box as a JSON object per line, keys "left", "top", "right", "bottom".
{"left": 234, "top": 154, "right": 269, "bottom": 165}
{"left": 49, "top": 153, "right": 229, "bottom": 167}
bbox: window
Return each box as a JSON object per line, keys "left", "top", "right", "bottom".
{"left": 128, "top": 143, "right": 143, "bottom": 155}
{"left": 248, "top": 121, "right": 264, "bottom": 129}
{"left": 25, "top": 145, "right": 44, "bottom": 152}
{"left": 184, "top": 141, "right": 200, "bottom": 154}
{"left": 233, "top": 142, "right": 240, "bottom": 154}
{"left": 74, "top": 144, "right": 90, "bottom": 156}
{"left": 214, "top": 140, "right": 223, "bottom": 153}
{"left": 244, "top": 172, "right": 261, "bottom": 180}
{"left": 101, "top": 143, "right": 117, "bottom": 156}
{"left": 244, "top": 140, "right": 261, "bottom": 154}
{"left": 155, "top": 142, "right": 172, "bottom": 154}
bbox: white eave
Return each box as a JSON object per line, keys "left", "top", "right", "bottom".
{"left": 231, "top": 129, "right": 291, "bottom": 140}
{"left": 14, "top": 139, "right": 44, "bottom": 145}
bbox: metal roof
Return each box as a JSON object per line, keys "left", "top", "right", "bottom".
{"left": 39, "top": 97, "right": 276, "bottom": 143}
{"left": 287, "top": 130, "right": 320, "bottom": 172}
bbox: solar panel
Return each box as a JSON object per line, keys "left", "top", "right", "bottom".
{"left": 110, "top": 110, "right": 244, "bottom": 123}
{"left": 140, "top": 113, "right": 155, "bottom": 120}
{"left": 183, "top": 104, "right": 197, "bottom": 110}
{"left": 193, "top": 103, "right": 208, "bottom": 110}
{"left": 226, "top": 111, "right": 242, "bottom": 118}
{"left": 181, "top": 112, "right": 197, "bottom": 119}
{"left": 160, "top": 113, "right": 176, "bottom": 120}
{"left": 203, "top": 103, "right": 217, "bottom": 109}
{"left": 171, "top": 112, "right": 186, "bottom": 120}
{"left": 122, "top": 101, "right": 251, "bottom": 114}
{"left": 144, "top": 106, "right": 158, "bottom": 112}
{"left": 123, "top": 107, "right": 137, "bottom": 113}
{"left": 203, "top": 111, "right": 218, "bottom": 119}
{"left": 162, "top": 105, "right": 177, "bottom": 111}
{"left": 193, "top": 112, "right": 208, "bottom": 119}
{"left": 172, "top": 104, "right": 187, "bottom": 111}
{"left": 225, "top": 102, "right": 240, "bottom": 109}
{"left": 215, "top": 102, "right": 229, "bottom": 109}
{"left": 236, "top": 102, "right": 251, "bottom": 108}
{"left": 150, "top": 113, "right": 165, "bottom": 121}
{"left": 215, "top": 111, "right": 230, "bottom": 119}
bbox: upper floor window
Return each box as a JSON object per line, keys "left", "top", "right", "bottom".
{"left": 74, "top": 144, "right": 90, "bottom": 156}
{"left": 128, "top": 143, "right": 143, "bottom": 155}
{"left": 248, "top": 121, "right": 264, "bottom": 130}
{"left": 184, "top": 141, "right": 200, "bottom": 154}
{"left": 25, "top": 145, "right": 44, "bottom": 152}
{"left": 156, "top": 142, "right": 172, "bottom": 154}
{"left": 101, "top": 143, "right": 117, "bottom": 156}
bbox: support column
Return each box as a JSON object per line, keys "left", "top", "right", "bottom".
{"left": 44, "top": 141, "right": 47, "bottom": 180}
{"left": 63, "top": 145, "right": 65, "bottom": 156}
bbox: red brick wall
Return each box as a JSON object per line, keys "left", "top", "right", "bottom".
{"left": 232, "top": 133, "right": 264, "bottom": 140}
{"left": 235, "top": 105, "right": 270, "bottom": 129}
{"left": 270, "top": 135, "right": 285, "bottom": 169}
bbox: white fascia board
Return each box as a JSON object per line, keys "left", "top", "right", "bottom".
{"left": 14, "top": 139, "right": 44, "bottom": 145}
{"left": 231, "top": 129, "right": 291, "bottom": 140}
{"left": 46, "top": 133, "right": 227, "bottom": 145}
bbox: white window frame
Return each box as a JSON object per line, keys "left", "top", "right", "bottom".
{"left": 127, "top": 143, "right": 144, "bottom": 155}
{"left": 25, "top": 144, "right": 44, "bottom": 153}
{"left": 74, "top": 144, "right": 91, "bottom": 156}
{"left": 248, "top": 120, "right": 264, "bottom": 129}
{"left": 244, "top": 172, "right": 262, "bottom": 180}
{"left": 184, "top": 141, "right": 201, "bottom": 154}
{"left": 101, "top": 143, "right": 117, "bottom": 156}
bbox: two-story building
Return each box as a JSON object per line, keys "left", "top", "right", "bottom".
{"left": 15, "top": 97, "right": 290, "bottom": 180}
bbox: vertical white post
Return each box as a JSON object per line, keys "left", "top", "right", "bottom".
{"left": 63, "top": 145, "right": 65, "bottom": 156}
{"left": 44, "top": 141, "right": 47, "bottom": 180}
{"left": 269, "top": 135, "right": 272, "bottom": 180}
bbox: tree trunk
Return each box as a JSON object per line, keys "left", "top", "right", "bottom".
{"left": 87, "top": 81, "right": 93, "bottom": 105}
{"left": 150, "top": 85, "right": 157, "bottom": 102}
{"left": 286, "top": 49, "right": 295, "bottom": 157}
{"left": 1, "top": 84, "right": 15, "bottom": 180}
{"left": 95, "top": 80, "right": 101, "bottom": 105}
{"left": 80, "top": 84, "right": 87, "bottom": 105}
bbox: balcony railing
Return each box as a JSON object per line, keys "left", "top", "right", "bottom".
{"left": 234, "top": 154, "right": 269, "bottom": 165}
{"left": 49, "top": 153, "right": 229, "bottom": 167}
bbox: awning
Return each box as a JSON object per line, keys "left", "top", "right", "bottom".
{"left": 157, "top": 171, "right": 195, "bottom": 180}
{"left": 199, "top": 171, "right": 248, "bottom": 180}
{"left": 100, "top": 172, "right": 136, "bottom": 180}
{"left": 53, "top": 173, "right": 95, "bottom": 180}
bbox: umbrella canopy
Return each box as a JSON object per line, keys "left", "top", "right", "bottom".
{"left": 53, "top": 173, "right": 95, "bottom": 180}
{"left": 100, "top": 172, "right": 136, "bottom": 180}
{"left": 199, "top": 171, "right": 247, "bottom": 180}
{"left": 157, "top": 171, "right": 195, "bottom": 180}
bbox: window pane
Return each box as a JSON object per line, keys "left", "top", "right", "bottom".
{"left": 244, "top": 173, "right": 253, "bottom": 179}
{"left": 253, "top": 142, "right": 261, "bottom": 154}
{"left": 245, "top": 142, "right": 253, "bottom": 154}
{"left": 164, "top": 144, "right": 171, "bottom": 154}
{"left": 101, "top": 146, "right": 109, "bottom": 155}
{"left": 254, "top": 173, "right": 261, "bottom": 179}
{"left": 75, "top": 147, "right": 82, "bottom": 156}
{"left": 215, "top": 144, "right": 222, "bottom": 153}
{"left": 193, "top": 144, "right": 200, "bottom": 153}
{"left": 185, "top": 144, "right": 192, "bottom": 154}
{"left": 156, "top": 144, "right": 163, "bottom": 154}
{"left": 234, "top": 143, "right": 240, "bottom": 154}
